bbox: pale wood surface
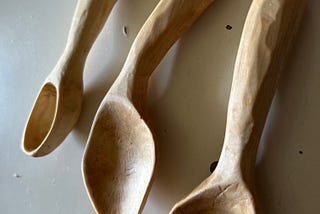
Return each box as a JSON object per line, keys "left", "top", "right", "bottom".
{"left": 170, "top": 0, "right": 307, "bottom": 213}
{"left": 82, "top": 0, "right": 215, "bottom": 213}
{"left": 1, "top": 0, "right": 319, "bottom": 213}
{"left": 22, "top": 0, "right": 116, "bottom": 157}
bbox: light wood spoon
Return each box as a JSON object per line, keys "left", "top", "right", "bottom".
{"left": 22, "top": 0, "right": 116, "bottom": 157}
{"left": 170, "top": 0, "right": 307, "bottom": 213}
{"left": 82, "top": 0, "right": 215, "bottom": 213}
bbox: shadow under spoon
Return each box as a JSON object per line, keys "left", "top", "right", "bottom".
{"left": 81, "top": 0, "right": 215, "bottom": 213}
{"left": 22, "top": 0, "right": 117, "bottom": 157}
{"left": 170, "top": 0, "right": 307, "bottom": 213}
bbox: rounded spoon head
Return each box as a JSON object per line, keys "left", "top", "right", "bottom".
{"left": 82, "top": 97, "right": 156, "bottom": 213}
{"left": 170, "top": 172, "right": 256, "bottom": 214}
{"left": 22, "top": 80, "right": 82, "bottom": 157}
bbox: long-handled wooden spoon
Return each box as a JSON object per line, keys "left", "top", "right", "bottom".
{"left": 82, "top": 0, "right": 215, "bottom": 213}
{"left": 22, "top": 0, "right": 116, "bottom": 157}
{"left": 170, "top": 0, "right": 307, "bottom": 213}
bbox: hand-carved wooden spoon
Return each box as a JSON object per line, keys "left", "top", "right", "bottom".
{"left": 170, "top": 0, "right": 307, "bottom": 213}
{"left": 82, "top": 0, "right": 215, "bottom": 213}
{"left": 22, "top": 0, "right": 116, "bottom": 157}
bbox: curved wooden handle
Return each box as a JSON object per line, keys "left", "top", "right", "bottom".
{"left": 60, "top": 0, "right": 116, "bottom": 74}
{"left": 111, "top": 0, "right": 215, "bottom": 112}
{"left": 218, "top": 0, "right": 307, "bottom": 178}
{"left": 66, "top": 0, "right": 116, "bottom": 55}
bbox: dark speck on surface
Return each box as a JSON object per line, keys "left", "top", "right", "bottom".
{"left": 13, "top": 173, "right": 21, "bottom": 178}
{"left": 226, "top": 25, "right": 232, "bottom": 30}
{"left": 123, "top": 26, "right": 128, "bottom": 36}
{"left": 299, "top": 150, "right": 303, "bottom": 154}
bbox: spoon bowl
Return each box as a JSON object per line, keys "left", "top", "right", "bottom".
{"left": 23, "top": 83, "right": 58, "bottom": 153}
{"left": 83, "top": 97, "right": 156, "bottom": 213}
{"left": 22, "top": 59, "right": 84, "bottom": 156}
{"left": 171, "top": 171, "right": 256, "bottom": 214}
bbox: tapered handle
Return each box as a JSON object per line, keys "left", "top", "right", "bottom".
{"left": 218, "top": 0, "right": 307, "bottom": 177}
{"left": 111, "top": 0, "right": 215, "bottom": 112}
{"left": 64, "top": 0, "right": 116, "bottom": 59}
{"left": 49, "top": 0, "right": 117, "bottom": 84}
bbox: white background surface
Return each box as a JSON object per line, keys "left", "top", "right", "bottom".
{"left": 1, "top": 0, "right": 319, "bottom": 213}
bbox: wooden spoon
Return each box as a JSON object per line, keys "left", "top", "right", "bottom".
{"left": 22, "top": 0, "right": 116, "bottom": 157}
{"left": 82, "top": 0, "right": 215, "bottom": 213}
{"left": 170, "top": 0, "right": 307, "bottom": 213}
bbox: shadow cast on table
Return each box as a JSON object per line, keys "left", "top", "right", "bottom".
{"left": 256, "top": 3, "right": 320, "bottom": 213}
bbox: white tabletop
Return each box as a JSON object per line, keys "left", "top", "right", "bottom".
{"left": 1, "top": 0, "right": 319, "bottom": 213}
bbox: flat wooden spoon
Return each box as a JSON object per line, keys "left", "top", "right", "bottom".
{"left": 22, "top": 0, "right": 116, "bottom": 157}
{"left": 170, "top": 0, "right": 307, "bottom": 213}
{"left": 82, "top": 0, "right": 215, "bottom": 213}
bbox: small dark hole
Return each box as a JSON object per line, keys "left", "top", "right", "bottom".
{"left": 299, "top": 150, "right": 303, "bottom": 154}
{"left": 210, "top": 161, "right": 218, "bottom": 173}
{"left": 123, "top": 26, "right": 128, "bottom": 36}
{"left": 226, "top": 25, "right": 232, "bottom": 30}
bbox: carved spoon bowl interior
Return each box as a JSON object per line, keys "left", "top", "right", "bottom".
{"left": 83, "top": 96, "right": 156, "bottom": 213}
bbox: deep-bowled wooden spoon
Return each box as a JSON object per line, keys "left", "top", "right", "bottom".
{"left": 170, "top": 0, "right": 307, "bottom": 213}
{"left": 22, "top": 0, "right": 116, "bottom": 157}
{"left": 82, "top": 0, "right": 215, "bottom": 213}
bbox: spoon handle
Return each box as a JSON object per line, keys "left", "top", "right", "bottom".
{"left": 111, "top": 0, "right": 214, "bottom": 112}
{"left": 57, "top": 0, "right": 116, "bottom": 76}
{"left": 217, "top": 0, "right": 307, "bottom": 179}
